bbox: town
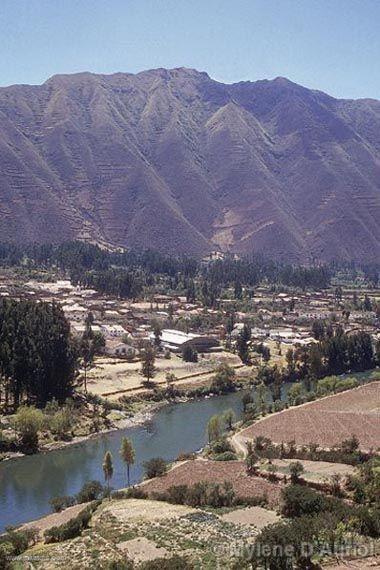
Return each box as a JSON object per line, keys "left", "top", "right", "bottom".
{"left": 0, "top": 246, "right": 380, "bottom": 569}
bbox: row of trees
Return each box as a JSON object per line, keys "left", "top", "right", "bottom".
{"left": 0, "top": 299, "right": 77, "bottom": 409}
{"left": 284, "top": 329, "right": 375, "bottom": 383}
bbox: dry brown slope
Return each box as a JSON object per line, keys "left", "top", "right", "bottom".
{"left": 1, "top": 68, "right": 380, "bottom": 261}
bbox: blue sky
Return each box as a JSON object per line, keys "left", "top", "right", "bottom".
{"left": 0, "top": 0, "right": 379, "bottom": 99}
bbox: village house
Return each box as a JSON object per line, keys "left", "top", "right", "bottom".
{"left": 105, "top": 341, "right": 136, "bottom": 359}
{"left": 101, "top": 324, "right": 127, "bottom": 338}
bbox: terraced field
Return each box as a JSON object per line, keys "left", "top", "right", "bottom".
{"left": 239, "top": 382, "right": 380, "bottom": 451}
{"left": 142, "top": 459, "right": 284, "bottom": 508}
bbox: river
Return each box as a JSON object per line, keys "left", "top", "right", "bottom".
{"left": 0, "top": 390, "right": 258, "bottom": 532}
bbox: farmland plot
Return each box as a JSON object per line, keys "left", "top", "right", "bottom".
{"left": 142, "top": 459, "right": 283, "bottom": 508}
{"left": 240, "top": 382, "right": 380, "bottom": 451}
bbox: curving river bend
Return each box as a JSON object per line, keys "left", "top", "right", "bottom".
{"left": 0, "top": 391, "right": 253, "bottom": 531}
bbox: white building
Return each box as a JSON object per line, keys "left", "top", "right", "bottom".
{"left": 101, "top": 324, "right": 127, "bottom": 338}
{"left": 150, "top": 329, "right": 219, "bottom": 353}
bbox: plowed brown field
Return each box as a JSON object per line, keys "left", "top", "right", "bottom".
{"left": 240, "top": 382, "right": 380, "bottom": 451}
{"left": 142, "top": 460, "right": 283, "bottom": 508}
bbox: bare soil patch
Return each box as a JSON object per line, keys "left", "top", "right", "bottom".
{"left": 142, "top": 459, "right": 283, "bottom": 508}
{"left": 261, "top": 459, "right": 355, "bottom": 482}
{"left": 240, "top": 382, "right": 380, "bottom": 451}
{"left": 220, "top": 506, "right": 280, "bottom": 529}
{"left": 21, "top": 502, "right": 90, "bottom": 537}
{"left": 87, "top": 352, "right": 241, "bottom": 397}
{"left": 101, "top": 498, "right": 196, "bottom": 522}
{"left": 117, "top": 536, "right": 169, "bottom": 561}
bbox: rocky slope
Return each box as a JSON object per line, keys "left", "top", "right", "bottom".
{"left": 0, "top": 67, "right": 380, "bottom": 261}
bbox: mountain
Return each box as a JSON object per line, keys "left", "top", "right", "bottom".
{"left": 0, "top": 67, "right": 380, "bottom": 262}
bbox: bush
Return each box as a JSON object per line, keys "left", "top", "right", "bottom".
{"left": 50, "top": 495, "right": 75, "bottom": 513}
{"left": 281, "top": 485, "right": 349, "bottom": 519}
{"left": 0, "top": 542, "right": 13, "bottom": 569}
{"left": 355, "top": 506, "right": 380, "bottom": 538}
{"left": 44, "top": 502, "right": 98, "bottom": 543}
{"left": 14, "top": 406, "right": 44, "bottom": 452}
{"left": 125, "top": 487, "right": 148, "bottom": 500}
{"left": 76, "top": 480, "right": 105, "bottom": 503}
{"left": 213, "top": 451, "right": 238, "bottom": 461}
{"left": 210, "top": 438, "right": 233, "bottom": 455}
{"left": 154, "top": 480, "right": 236, "bottom": 508}
{"left": 176, "top": 451, "right": 196, "bottom": 461}
{"left": 49, "top": 408, "right": 75, "bottom": 439}
{"left": 143, "top": 457, "right": 167, "bottom": 479}
{"left": 210, "top": 364, "right": 236, "bottom": 394}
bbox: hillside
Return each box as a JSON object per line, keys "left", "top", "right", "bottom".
{"left": 0, "top": 67, "right": 380, "bottom": 261}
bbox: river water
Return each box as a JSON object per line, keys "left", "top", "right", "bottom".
{"left": 0, "top": 390, "right": 256, "bottom": 531}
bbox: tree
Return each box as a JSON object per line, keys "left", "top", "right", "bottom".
{"left": 140, "top": 345, "right": 156, "bottom": 384}
{"left": 0, "top": 298, "right": 77, "bottom": 408}
{"left": 102, "top": 451, "right": 113, "bottom": 497}
{"left": 236, "top": 324, "right": 251, "bottom": 364}
{"left": 312, "top": 320, "right": 325, "bottom": 341}
{"left": 76, "top": 480, "right": 104, "bottom": 503}
{"left": 223, "top": 409, "right": 236, "bottom": 430}
{"left": 80, "top": 327, "right": 105, "bottom": 393}
{"left": 152, "top": 320, "right": 162, "bottom": 349}
{"left": 242, "top": 392, "right": 253, "bottom": 413}
{"left": 256, "top": 383, "right": 268, "bottom": 415}
{"left": 246, "top": 440, "right": 259, "bottom": 474}
{"left": 120, "top": 437, "right": 135, "bottom": 487}
{"left": 287, "top": 383, "right": 303, "bottom": 406}
{"left": 340, "top": 434, "right": 360, "bottom": 455}
{"left": 207, "top": 414, "right": 222, "bottom": 442}
{"left": 14, "top": 406, "right": 44, "bottom": 452}
{"left": 225, "top": 312, "right": 235, "bottom": 347}
{"left": 182, "top": 344, "right": 198, "bottom": 362}
{"left": 363, "top": 294, "right": 372, "bottom": 312}
{"left": 186, "top": 280, "right": 196, "bottom": 303}
{"left": 210, "top": 363, "right": 235, "bottom": 393}
{"left": 289, "top": 461, "right": 305, "bottom": 484}
{"left": 143, "top": 457, "right": 167, "bottom": 479}
{"left": 80, "top": 336, "right": 92, "bottom": 393}
{"left": 234, "top": 280, "right": 243, "bottom": 300}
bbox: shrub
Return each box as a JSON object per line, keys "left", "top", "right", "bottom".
{"left": 210, "top": 438, "right": 233, "bottom": 455}
{"left": 213, "top": 451, "right": 238, "bottom": 461}
{"left": 44, "top": 502, "right": 98, "bottom": 543}
{"left": 76, "top": 480, "right": 105, "bottom": 503}
{"left": 49, "top": 495, "right": 75, "bottom": 513}
{"left": 281, "top": 485, "right": 349, "bottom": 519}
{"left": 14, "top": 406, "right": 44, "bottom": 452}
{"left": 289, "top": 461, "right": 305, "bottom": 484}
{"left": 153, "top": 480, "right": 236, "bottom": 508}
{"left": 176, "top": 451, "right": 196, "bottom": 461}
{"left": 354, "top": 506, "right": 380, "bottom": 538}
{"left": 50, "top": 408, "right": 75, "bottom": 439}
{"left": 161, "top": 485, "right": 189, "bottom": 505}
{"left": 143, "top": 457, "right": 168, "bottom": 479}
{"left": 210, "top": 364, "right": 236, "bottom": 394}
{"left": 0, "top": 542, "right": 13, "bottom": 569}
{"left": 125, "top": 486, "right": 148, "bottom": 499}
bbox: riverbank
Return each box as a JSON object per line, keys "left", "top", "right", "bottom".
{"left": 0, "top": 398, "right": 166, "bottom": 463}
{"left": 0, "top": 366, "right": 253, "bottom": 463}
{"left": 0, "top": 390, "right": 248, "bottom": 532}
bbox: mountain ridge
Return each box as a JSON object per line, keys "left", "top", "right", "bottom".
{"left": 0, "top": 67, "right": 379, "bottom": 261}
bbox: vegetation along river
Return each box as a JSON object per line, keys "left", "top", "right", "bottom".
{"left": 0, "top": 386, "right": 290, "bottom": 531}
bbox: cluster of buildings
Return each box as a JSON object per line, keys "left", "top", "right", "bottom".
{"left": 1, "top": 274, "right": 379, "bottom": 366}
